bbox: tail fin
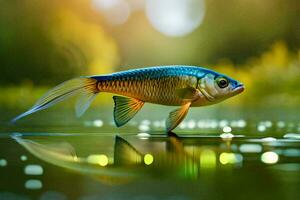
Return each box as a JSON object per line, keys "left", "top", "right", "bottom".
{"left": 12, "top": 77, "right": 99, "bottom": 123}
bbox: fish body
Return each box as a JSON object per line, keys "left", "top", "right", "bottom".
{"left": 94, "top": 66, "right": 200, "bottom": 106}
{"left": 12, "top": 65, "right": 244, "bottom": 132}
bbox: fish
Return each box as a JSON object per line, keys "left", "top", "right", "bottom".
{"left": 12, "top": 65, "right": 244, "bottom": 131}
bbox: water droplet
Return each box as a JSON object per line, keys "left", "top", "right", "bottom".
{"left": 0, "top": 159, "right": 7, "bottom": 167}
{"left": 237, "top": 119, "right": 246, "bottom": 128}
{"left": 25, "top": 179, "right": 42, "bottom": 190}
{"left": 187, "top": 120, "right": 196, "bottom": 129}
{"left": 261, "top": 137, "right": 277, "bottom": 142}
{"left": 209, "top": 120, "right": 218, "bottom": 128}
{"left": 222, "top": 126, "right": 232, "bottom": 133}
{"left": 24, "top": 165, "right": 43, "bottom": 175}
{"left": 137, "top": 132, "right": 150, "bottom": 139}
{"left": 141, "top": 120, "right": 151, "bottom": 125}
{"left": 220, "top": 133, "right": 234, "bottom": 139}
{"left": 257, "top": 124, "right": 267, "bottom": 132}
{"left": 219, "top": 120, "right": 229, "bottom": 128}
{"left": 138, "top": 124, "right": 150, "bottom": 132}
{"left": 265, "top": 121, "right": 272, "bottom": 128}
{"left": 239, "top": 144, "right": 262, "bottom": 153}
{"left": 277, "top": 121, "right": 285, "bottom": 128}
{"left": 93, "top": 120, "right": 103, "bottom": 127}
{"left": 20, "top": 155, "right": 27, "bottom": 161}
{"left": 283, "top": 133, "right": 300, "bottom": 140}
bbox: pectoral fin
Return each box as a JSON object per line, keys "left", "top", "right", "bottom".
{"left": 113, "top": 96, "right": 144, "bottom": 127}
{"left": 175, "top": 87, "right": 200, "bottom": 100}
{"left": 166, "top": 102, "right": 191, "bottom": 132}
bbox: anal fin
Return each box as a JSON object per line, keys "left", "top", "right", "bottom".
{"left": 166, "top": 102, "right": 191, "bottom": 132}
{"left": 113, "top": 96, "right": 144, "bottom": 127}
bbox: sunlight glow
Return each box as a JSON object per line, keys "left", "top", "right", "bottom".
{"left": 145, "top": 0, "right": 205, "bottom": 37}
{"left": 92, "top": 0, "right": 130, "bottom": 25}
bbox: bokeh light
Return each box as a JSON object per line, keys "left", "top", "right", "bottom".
{"left": 144, "top": 153, "right": 154, "bottom": 165}
{"left": 87, "top": 154, "right": 109, "bottom": 166}
{"left": 25, "top": 179, "right": 43, "bottom": 190}
{"left": 92, "top": 0, "right": 131, "bottom": 25}
{"left": 261, "top": 152, "right": 279, "bottom": 164}
{"left": 219, "top": 153, "right": 243, "bottom": 165}
{"left": 145, "top": 0, "right": 205, "bottom": 37}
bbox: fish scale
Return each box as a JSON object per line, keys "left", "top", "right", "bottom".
{"left": 98, "top": 75, "right": 194, "bottom": 106}
{"left": 102, "top": 67, "right": 199, "bottom": 105}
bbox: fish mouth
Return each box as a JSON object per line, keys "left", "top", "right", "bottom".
{"left": 232, "top": 84, "right": 245, "bottom": 95}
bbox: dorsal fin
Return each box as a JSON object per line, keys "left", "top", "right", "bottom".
{"left": 166, "top": 102, "right": 191, "bottom": 132}
{"left": 114, "top": 136, "right": 143, "bottom": 165}
{"left": 113, "top": 96, "right": 144, "bottom": 127}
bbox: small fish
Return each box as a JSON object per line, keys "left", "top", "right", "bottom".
{"left": 12, "top": 65, "right": 244, "bottom": 131}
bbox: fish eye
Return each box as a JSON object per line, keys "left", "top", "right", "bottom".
{"left": 216, "top": 77, "right": 229, "bottom": 88}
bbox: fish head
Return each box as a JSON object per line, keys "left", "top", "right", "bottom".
{"left": 197, "top": 72, "right": 244, "bottom": 103}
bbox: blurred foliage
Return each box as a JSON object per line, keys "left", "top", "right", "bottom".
{"left": 0, "top": 0, "right": 119, "bottom": 85}
{"left": 1, "top": 41, "right": 299, "bottom": 110}
{"left": 217, "top": 41, "right": 300, "bottom": 107}
{"left": 0, "top": 0, "right": 299, "bottom": 109}
{"left": 114, "top": 0, "right": 299, "bottom": 66}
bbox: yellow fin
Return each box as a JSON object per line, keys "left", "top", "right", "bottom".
{"left": 166, "top": 102, "right": 191, "bottom": 132}
{"left": 113, "top": 96, "right": 144, "bottom": 127}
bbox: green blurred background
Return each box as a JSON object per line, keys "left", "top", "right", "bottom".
{"left": 0, "top": 0, "right": 299, "bottom": 111}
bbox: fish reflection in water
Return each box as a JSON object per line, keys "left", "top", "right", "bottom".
{"left": 11, "top": 134, "right": 218, "bottom": 183}
{"left": 12, "top": 133, "right": 300, "bottom": 185}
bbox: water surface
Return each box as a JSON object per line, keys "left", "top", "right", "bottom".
{"left": 0, "top": 109, "right": 300, "bottom": 200}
